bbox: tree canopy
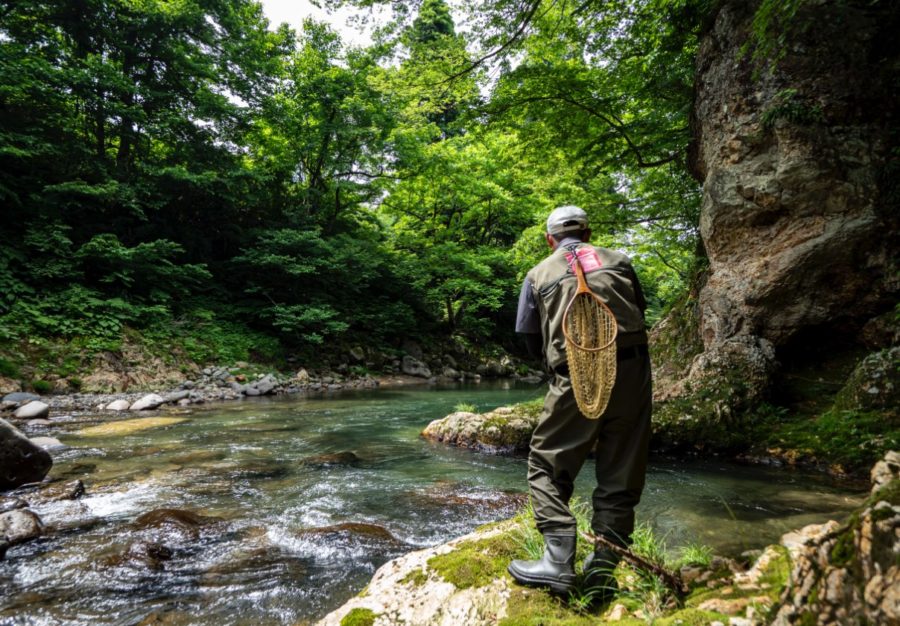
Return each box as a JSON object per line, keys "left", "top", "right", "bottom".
{"left": 0, "top": 0, "right": 712, "bottom": 367}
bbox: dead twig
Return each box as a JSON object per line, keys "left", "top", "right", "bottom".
{"left": 580, "top": 530, "right": 688, "bottom": 598}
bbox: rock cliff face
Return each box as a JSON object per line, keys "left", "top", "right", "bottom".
{"left": 654, "top": 0, "right": 899, "bottom": 423}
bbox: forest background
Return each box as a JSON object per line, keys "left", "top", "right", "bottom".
{"left": 0, "top": 0, "right": 789, "bottom": 382}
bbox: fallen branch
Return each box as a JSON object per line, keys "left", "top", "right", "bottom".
{"left": 580, "top": 531, "right": 688, "bottom": 598}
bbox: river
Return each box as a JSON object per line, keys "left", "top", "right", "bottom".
{"left": 0, "top": 383, "right": 865, "bottom": 625}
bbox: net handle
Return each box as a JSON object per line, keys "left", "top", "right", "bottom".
{"left": 562, "top": 252, "right": 618, "bottom": 352}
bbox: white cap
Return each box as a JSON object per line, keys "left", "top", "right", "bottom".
{"left": 546, "top": 205, "right": 588, "bottom": 236}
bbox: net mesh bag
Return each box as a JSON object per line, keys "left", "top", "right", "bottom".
{"left": 562, "top": 262, "right": 618, "bottom": 419}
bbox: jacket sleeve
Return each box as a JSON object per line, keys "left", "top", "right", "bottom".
{"left": 515, "top": 278, "right": 543, "bottom": 358}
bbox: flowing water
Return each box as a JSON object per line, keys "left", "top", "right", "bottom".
{"left": 1, "top": 383, "right": 866, "bottom": 625}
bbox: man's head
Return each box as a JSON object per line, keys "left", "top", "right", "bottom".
{"left": 545, "top": 205, "right": 590, "bottom": 249}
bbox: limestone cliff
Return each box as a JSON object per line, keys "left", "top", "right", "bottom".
{"left": 653, "top": 0, "right": 899, "bottom": 442}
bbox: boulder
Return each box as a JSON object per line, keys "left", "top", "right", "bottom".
{"left": 295, "top": 368, "right": 310, "bottom": 384}
{"left": 349, "top": 346, "right": 366, "bottom": 362}
{"left": 401, "top": 355, "right": 432, "bottom": 379}
{"left": 833, "top": 347, "right": 900, "bottom": 412}
{"left": 421, "top": 406, "right": 540, "bottom": 454}
{"left": 13, "top": 401, "right": 49, "bottom": 420}
{"left": 105, "top": 399, "right": 131, "bottom": 411}
{"left": 2, "top": 392, "right": 40, "bottom": 404}
{"left": 129, "top": 394, "right": 165, "bottom": 411}
{"left": 0, "top": 509, "right": 42, "bottom": 546}
{"left": 0, "top": 418, "right": 52, "bottom": 490}
{"left": 162, "top": 390, "right": 190, "bottom": 404}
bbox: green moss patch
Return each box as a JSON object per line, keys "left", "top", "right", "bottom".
{"left": 340, "top": 608, "right": 378, "bottom": 626}
{"left": 401, "top": 568, "right": 428, "bottom": 587}
{"left": 499, "top": 588, "right": 601, "bottom": 626}
{"left": 654, "top": 608, "right": 731, "bottom": 626}
{"left": 428, "top": 533, "right": 523, "bottom": 589}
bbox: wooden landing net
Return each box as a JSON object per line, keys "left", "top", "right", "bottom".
{"left": 562, "top": 253, "right": 618, "bottom": 419}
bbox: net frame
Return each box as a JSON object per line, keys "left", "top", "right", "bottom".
{"left": 562, "top": 254, "right": 618, "bottom": 419}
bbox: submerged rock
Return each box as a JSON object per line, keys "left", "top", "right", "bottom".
{"left": 300, "top": 522, "right": 400, "bottom": 544}
{"left": 132, "top": 508, "right": 219, "bottom": 541}
{"left": 302, "top": 451, "right": 361, "bottom": 467}
{"left": 0, "top": 418, "right": 53, "bottom": 490}
{"left": 76, "top": 416, "right": 187, "bottom": 437}
{"left": 104, "top": 540, "right": 174, "bottom": 571}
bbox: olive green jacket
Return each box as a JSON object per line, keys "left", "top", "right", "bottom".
{"left": 525, "top": 243, "right": 648, "bottom": 372}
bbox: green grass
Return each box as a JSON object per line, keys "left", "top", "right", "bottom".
{"left": 454, "top": 401, "right": 478, "bottom": 413}
{"left": 676, "top": 543, "right": 714, "bottom": 568}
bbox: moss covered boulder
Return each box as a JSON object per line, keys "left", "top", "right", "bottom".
{"left": 421, "top": 401, "right": 542, "bottom": 454}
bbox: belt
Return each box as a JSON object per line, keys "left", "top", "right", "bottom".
{"left": 554, "top": 344, "right": 648, "bottom": 377}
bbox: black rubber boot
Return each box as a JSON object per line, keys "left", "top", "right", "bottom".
{"left": 581, "top": 546, "right": 621, "bottom": 606}
{"left": 507, "top": 532, "right": 577, "bottom": 595}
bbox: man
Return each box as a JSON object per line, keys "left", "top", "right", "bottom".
{"left": 508, "top": 205, "right": 652, "bottom": 599}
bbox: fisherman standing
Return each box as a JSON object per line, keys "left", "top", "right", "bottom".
{"left": 508, "top": 205, "right": 652, "bottom": 600}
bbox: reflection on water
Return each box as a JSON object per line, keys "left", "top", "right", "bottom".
{"left": 0, "top": 383, "right": 865, "bottom": 625}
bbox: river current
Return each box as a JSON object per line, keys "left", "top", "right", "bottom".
{"left": 0, "top": 383, "right": 865, "bottom": 625}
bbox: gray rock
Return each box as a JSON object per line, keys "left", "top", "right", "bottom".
{"left": 245, "top": 387, "right": 261, "bottom": 397}
{"left": 13, "top": 401, "right": 49, "bottom": 420}
{"left": 349, "top": 346, "right": 366, "bottom": 362}
{"left": 27, "top": 419, "right": 53, "bottom": 427}
{"left": 129, "top": 394, "right": 165, "bottom": 411}
{"left": 0, "top": 418, "right": 52, "bottom": 490}
{"left": 0, "top": 509, "right": 42, "bottom": 546}
{"left": 0, "top": 498, "right": 27, "bottom": 513}
{"left": 181, "top": 380, "right": 195, "bottom": 390}
{"left": 401, "top": 355, "right": 432, "bottom": 378}
{"left": 163, "top": 390, "right": 190, "bottom": 403}
{"left": 30, "top": 436, "right": 66, "bottom": 451}
{"left": 105, "top": 399, "right": 131, "bottom": 411}
{"left": 2, "top": 392, "right": 40, "bottom": 404}
{"left": 256, "top": 382, "right": 276, "bottom": 395}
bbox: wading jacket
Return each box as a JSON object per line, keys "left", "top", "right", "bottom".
{"left": 516, "top": 240, "right": 648, "bottom": 374}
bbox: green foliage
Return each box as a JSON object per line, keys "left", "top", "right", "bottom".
{"left": 761, "top": 89, "right": 824, "bottom": 129}
{"left": 0, "top": 358, "right": 20, "bottom": 379}
{"left": 454, "top": 402, "right": 478, "bottom": 413}
{"left": 31, "top": 380, "right": 52, "bottom": 394}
